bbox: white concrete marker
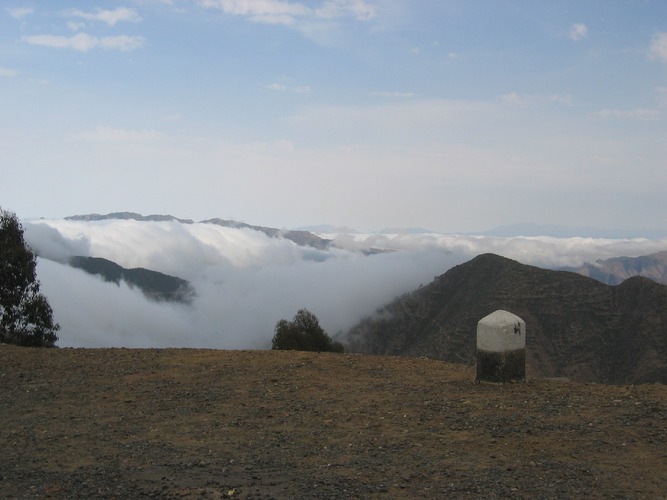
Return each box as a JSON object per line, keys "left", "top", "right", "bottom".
{"left": 475, "top": 310, "right": 526, "bottom": 383}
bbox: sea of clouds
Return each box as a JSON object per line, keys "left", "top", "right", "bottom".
{"left": 22, "top": 218, "right": 667, "bottom": 349}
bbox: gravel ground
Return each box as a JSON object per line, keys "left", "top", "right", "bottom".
{"left": 1, "top": 345, "right": 666, "bottom": 498}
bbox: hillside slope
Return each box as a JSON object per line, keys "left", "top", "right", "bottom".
{"left": 346, "top": 253, "right": 667, "bottom": 384}
{"left": 69, "top": 256, "right": 195, "bottom": 303}
{"left": 1, "top": 346, "right": 665, "bottom": 498}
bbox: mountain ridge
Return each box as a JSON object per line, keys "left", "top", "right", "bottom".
{"left": 69, "top": 256, "right": 195, "bottom": 303}
{"left": 66, "top": 212, "right": 195, "bottom": 224}
{"left": 346, "top": 253, "right": 667, "bottom": 384}
{"left": 201, "top": 218, "right": 330, "bottom": 250}
{"left": 65, "top": 212, "right": 331, "bottom": 250}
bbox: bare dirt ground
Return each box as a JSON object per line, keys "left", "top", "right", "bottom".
{"left": 1, "top": 345, "right": 666, "bottom": 499}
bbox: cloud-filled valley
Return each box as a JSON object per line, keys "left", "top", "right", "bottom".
{"left": 20, "top": 217, "right": 667, "bottom": 349}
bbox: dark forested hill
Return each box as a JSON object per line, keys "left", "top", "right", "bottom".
{"left": 346, "top": 253, "right": 667, "bottom": 384}
{"left": 69, "top": 256, "right": 194, "bottom": 303}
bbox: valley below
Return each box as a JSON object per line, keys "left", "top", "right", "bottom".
{"left": 2, "top": 346, "right": 666, "bottom": 498}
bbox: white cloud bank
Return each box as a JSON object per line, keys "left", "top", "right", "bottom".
{"left": 26, "top": 219, "right": 465, "bottom": 348}
{"left": 21, "top": 218, "right": 667, "bottom": 349}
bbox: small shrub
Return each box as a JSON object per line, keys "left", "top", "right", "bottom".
{"left": 272, "top": 309, "right": 344, "bottom": 353}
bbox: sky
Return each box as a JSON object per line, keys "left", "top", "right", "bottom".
{"left": 1, "top": 0, "right": 667, "bottom": 233}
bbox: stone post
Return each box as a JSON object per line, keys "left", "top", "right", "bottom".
{"left": 475, "top": 310, "right": 525, "bottom": 383}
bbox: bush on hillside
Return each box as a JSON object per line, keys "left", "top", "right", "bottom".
{"left": 272, "top": 309, "right": 344, "bottom": 353}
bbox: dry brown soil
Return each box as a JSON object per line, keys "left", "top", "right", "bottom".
{"left": 1, "top": 345, "right": 666, "bottom": 498}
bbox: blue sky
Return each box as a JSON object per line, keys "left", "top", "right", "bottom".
{"left": 1, "top": 1, "right": 666, "bottom": 233}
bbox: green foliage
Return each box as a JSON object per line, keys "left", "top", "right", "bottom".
{"left": 0, "top": 208, "right": 59, "bottom": 347}
{"left": 272, "top": 309, "right": 344, "bottom": 353}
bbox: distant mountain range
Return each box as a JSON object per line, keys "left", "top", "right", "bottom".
{"left": 561, "top": 251, "right": 667, "bottom": 285}
{"left": 69, "top": 256, "right": 195, "bottom": 303}
{"left": 66, "top": 212, "right": 195, "bottom": 224}
{"left": 201, "top": 218, "right": 330, "bottom": 250}
{"left": 66, "top": 212, "right": 331, "bottom": 250}
{"left": 346, "top": 253, "right": 667, "bottom": 385}
{"left": 65, "top": 212, "right": 667, "bottom": 240}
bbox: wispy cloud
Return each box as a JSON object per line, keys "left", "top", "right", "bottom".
{"left": 315, "top": 0, "right": 376, "bottom": 20}
{"left": 657, "top": 87, "right": 667, "bottom": 107}
{"left": 649, "top": 32, "right": 667, "bottom": 62}
{"left": 6, "top": 6, "right": 34, "bottom": 19}
{"left": 68, "top": 7, "right": 142, "bottom": 26}
{"left": 568, "top": 23, "right": 588, "bottom": 42}
{"left": 0, "top": 67, "right": 18, "bottom": 77}
{"left": 266, "top": 82, "right": 311, "bottom": 93}
{"left": 372, "top": 91, "right": 416, "bottom": 98}
{"left": 67, "top": 21, "right": 87, "bottom": 32}
{"left": 196, "top": 0, "right": 376, "bottom": 25}
{"left": 592, "top": 108, "right": 661, "bottom": 121}
{"left": 499, "top": 92, "right": 533, "bottom": 105}
{"left": 23, "top": 33, "right": 145, "bottom": 52}
{"left": 499, "top": 92, "right": 573, "bottom": 107}
{"left": 79, "top": 126, "right": 165, "bottom": 143}
{"left": 548, "top": 94, "right": 573, "bottom": 106}
{"left": 197, "top": 0, "right": 310, "bottom": 24}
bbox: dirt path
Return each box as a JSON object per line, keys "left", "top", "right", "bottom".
{"left": 1, "top": 345, "right": 666, "bottom": 498}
